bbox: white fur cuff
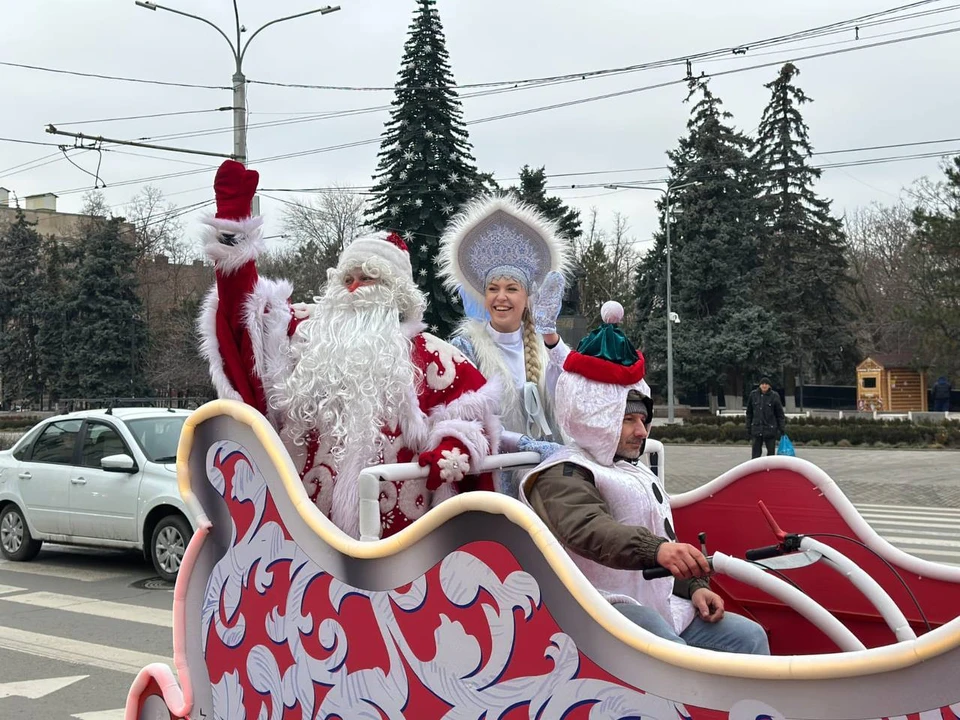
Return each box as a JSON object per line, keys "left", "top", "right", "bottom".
{"left": 201, "top": 215, "right": 266, "bottom": 274}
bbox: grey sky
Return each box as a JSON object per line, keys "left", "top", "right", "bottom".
{"left": 2, "top": 0, "right": 958, "bottom": 250}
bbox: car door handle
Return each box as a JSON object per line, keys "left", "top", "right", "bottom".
{"left": 71, "top": 477, "right": 87, "bottom": 485}
{"left": 18, "top": 472, "right": 31, "bottom": 480}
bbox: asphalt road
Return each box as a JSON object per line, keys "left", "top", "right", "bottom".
{"left": 0, "top": 445, "right": 957, "bottom": 719}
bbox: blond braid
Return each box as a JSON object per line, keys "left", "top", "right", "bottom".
{"left": 522, "top": 309, "right": 544, "bottom": 384}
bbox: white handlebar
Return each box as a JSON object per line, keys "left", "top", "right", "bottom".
{"left": 711, "top": 552, "right": 867, "bottom": 652}
{"left": 799, "top": 537, "right": 916, "bottom": 642}
{"left": 357, "top": 452, "right": 543, "bottom": 541}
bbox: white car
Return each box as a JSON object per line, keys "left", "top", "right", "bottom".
{"left": 0, "top": 407, "right": 197, "bottom": 582}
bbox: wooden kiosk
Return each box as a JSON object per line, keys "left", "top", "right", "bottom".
{"left": 856, "top": 353, "right": 928, "bottom": 412}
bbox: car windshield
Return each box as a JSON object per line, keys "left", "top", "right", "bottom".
{"left": 126, "top": 417, "right": 187, "bottom": 463}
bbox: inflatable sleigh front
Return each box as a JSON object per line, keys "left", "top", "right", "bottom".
{"left": 125, "top": 400, "right": 960, "bottom": 720}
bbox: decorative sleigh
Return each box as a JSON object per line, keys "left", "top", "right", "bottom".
{"left": 125, "top": 400, "right": 960, "bottom": 720}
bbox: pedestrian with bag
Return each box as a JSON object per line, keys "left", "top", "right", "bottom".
{"left": 745, "top": 376, "right": 786, "bottom": 459}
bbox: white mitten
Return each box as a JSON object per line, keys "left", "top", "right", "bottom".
{"left": 532, "top": 271, "right": 565, "bottom": 335}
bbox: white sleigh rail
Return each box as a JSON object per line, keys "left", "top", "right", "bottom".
{"left": 357, "top": 440, "right": 668, "bottom": 542}
{"left": 357, "top": 451, "right": 542, "bottom": 541}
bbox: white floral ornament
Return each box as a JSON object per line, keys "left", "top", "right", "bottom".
{"left": 437, "top": 447, "right": 470, "bottom": 483}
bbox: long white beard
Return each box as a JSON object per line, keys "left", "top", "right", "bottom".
{"left": 270, "top": 282, "right": 420, "bottom": 472}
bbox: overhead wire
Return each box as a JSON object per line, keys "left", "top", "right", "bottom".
{"left": 127, "top": 21, "right": 960, "bottom": 153}
{"left": 53, "top": 108, "right": 232, "bottom": 127}
{"left": 246, "top": 0, "right": 952, "bottom": 91}
{"left": 0, "top": 60, "right": 229, "bottom": 90}
{"left": 35, "top": 3, "right": 960, "bottom": 197}
{"left": 120, "top": 2, "right": 960, "bottom": 145}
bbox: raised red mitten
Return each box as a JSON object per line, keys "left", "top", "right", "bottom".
{"left": 214, "top": 160, "right": 260, "bottom": 220}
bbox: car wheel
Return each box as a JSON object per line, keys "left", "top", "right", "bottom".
{"left": 150, "top": 515, "right": 192, "bottom": 583}
{"left": 0, "top": 504, "right": 42, "bottom": 561}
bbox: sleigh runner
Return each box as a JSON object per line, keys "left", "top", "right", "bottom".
{"left": 124, "top": 400, "right": 960, "bottom": 720}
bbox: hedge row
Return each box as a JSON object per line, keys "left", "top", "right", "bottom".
{"left": 0, "top": 416, "right": 43, "bottom": 431}
{"left": 654, "top": 420, "right": 960, "bottom": 448}
{"left": 684, "top": 414, "right": 957, "bottom": 428}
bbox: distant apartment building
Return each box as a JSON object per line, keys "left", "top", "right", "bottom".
{"left": 0, "top": 186, "right": 212, "bottom": 314}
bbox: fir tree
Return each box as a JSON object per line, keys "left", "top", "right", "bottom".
{"left": 366, "top": 0, "right": 484, "bottom": 335}
{"left": 508, "top": 165, "right": 582, "bottom": 241}
{"left": 62, "top": 208, "right": 148, "bottom": 399}
{"left": 0, "top": 209, "right": 43, "bottom": 408}
{"left": 636, "top": 76, "right": 781, "bottom": 406}
{"left": 35, "top": 236, "right": 73, "bottom": 407}
{"left": 754, "top": 63, "right": 854, "bottom": 383}
{"left": 908, "top": 156, "right": 960, "bottom": 374}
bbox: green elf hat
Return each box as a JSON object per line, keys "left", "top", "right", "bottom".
{"left": 563, "top": 301, "right": 646, "bottom": 385}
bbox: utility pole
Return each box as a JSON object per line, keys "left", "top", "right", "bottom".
{"left": 606, "top": 177, "right": 697, "bottom": 423}
{"left": 134, "top": 1, "right": 340, "bottom": 166}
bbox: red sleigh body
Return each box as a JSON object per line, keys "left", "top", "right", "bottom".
{"left": 125, "top": 401, "right": 960, "bottom": 720}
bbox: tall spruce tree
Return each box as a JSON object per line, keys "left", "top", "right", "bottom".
{"left": 754, "top": 63, "right": 855, "bottom": 386}
{"left": 635, "top": 76, "right": 781, "bottom": 407}
{"left": 366, "top": 0, "right": 483, "bottom": 334}
{"left": 35, "top": 236, "right": 74, "bottom": 407}
{"left": 508, "top": 165, "right": 582, "bottom": 241}
{"left": 0, "top": 209, "right": 43, "bottom": 408}
{"left": 62, "top": 208, "right": 148, "bottom": 399}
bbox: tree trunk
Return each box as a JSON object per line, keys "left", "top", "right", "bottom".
{"left": 724, "top": 371, "right": 745, "bottom": 410}
{"left": 783, "top": 364, "right": 798, "bottom": 411}
{"left": 708, "top": 390, "right": 720, "bottom": 414}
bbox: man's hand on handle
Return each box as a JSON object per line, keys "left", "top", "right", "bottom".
{"left": 654, "top": 541, "right": 711, "bottom": 580}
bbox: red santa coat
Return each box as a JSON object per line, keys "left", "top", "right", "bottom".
{"left": 197, "top": 215, "right": 500, "bottom": 539}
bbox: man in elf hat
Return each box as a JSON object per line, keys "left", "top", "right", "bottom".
{"left": 520, "top": 302, "right": 769, "bottom": 654}
{"left": 198, "top": 160, "right": 500, "bottom": 539}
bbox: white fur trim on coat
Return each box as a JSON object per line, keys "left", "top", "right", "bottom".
{"left": 437, "top": 194, "right": 572, "bottom": 305}
{"left": 242, "top": 277, "right": 294, "bottom": 416}
{"left": 200, "top": 214, "right": 266, "bottom": 274}
{"left": 426, "top": 376, "right": 502, "bottom": 461}
{"left": 196, "top": 286, "right": 242, "bottom": 402}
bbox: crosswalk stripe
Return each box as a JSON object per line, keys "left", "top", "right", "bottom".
{"left": 857, "top": 503, "right": 960, "bottom": 514}
{"left": 889, "top": 546, "right": 960, "bottom": 560}
{"left": 860, "top": 517, "right": 959, "bottom": 530}
{"left": 0, "top": 626, "right": 173, "bottom": 675}
{"left": 879, "top": 535, "right": 960, "bottom": 549}
{"left": 0, "top": 591, "right": 173, "bottom": 627}
{"left": 864, "top": 526, "right": 960, "bottom": 538}
{"left": 0, "top": 584, "right": 25, "bottom": 595}
{"left": 860, "top": 508, "right": 960, "bottom": 521}
{"left": 0, "top": 559, "right": 130, "bottom": 583}
{"left": 860, "top": 509, "right": 960, "bottom": 522}
{"left": 72, "top": 710, "right": 126, "bottom": 720}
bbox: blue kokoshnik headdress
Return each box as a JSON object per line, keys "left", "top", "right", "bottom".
{"left": 438, "top": 195, "right": 571, "bottom": 307}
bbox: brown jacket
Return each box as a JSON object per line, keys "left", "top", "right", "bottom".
{"left": 526, "top": 461, "right": 709, "bottom": 600}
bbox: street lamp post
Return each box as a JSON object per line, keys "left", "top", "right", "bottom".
{"left": 606, "top": 179, "right": 697, "bottom": 423}
{"left": 134, "top": 0, "right": 340, "bottom": 165}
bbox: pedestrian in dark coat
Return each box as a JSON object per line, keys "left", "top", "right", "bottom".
{"left": 745, "top": 376, "right": 786, "bottom": 459}
{"left": 933, "top": 376, "right": 952, "bottom": 413}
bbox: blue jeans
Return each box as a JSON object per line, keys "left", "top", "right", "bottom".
{"left": 613, "top": 603, "right": 770, "bottom": 655}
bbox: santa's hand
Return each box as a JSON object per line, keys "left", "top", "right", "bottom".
{"left": 419, "top": 439, "right": 471, "bottom": 491}
{"left": 517, "top": 435, "right": 563, "bottom": 462}
{"left": 214, "top": 159, "right": 259, "bottom": 222}
{"left": 532, "top": 271, "right": 565, "bottom": 335}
